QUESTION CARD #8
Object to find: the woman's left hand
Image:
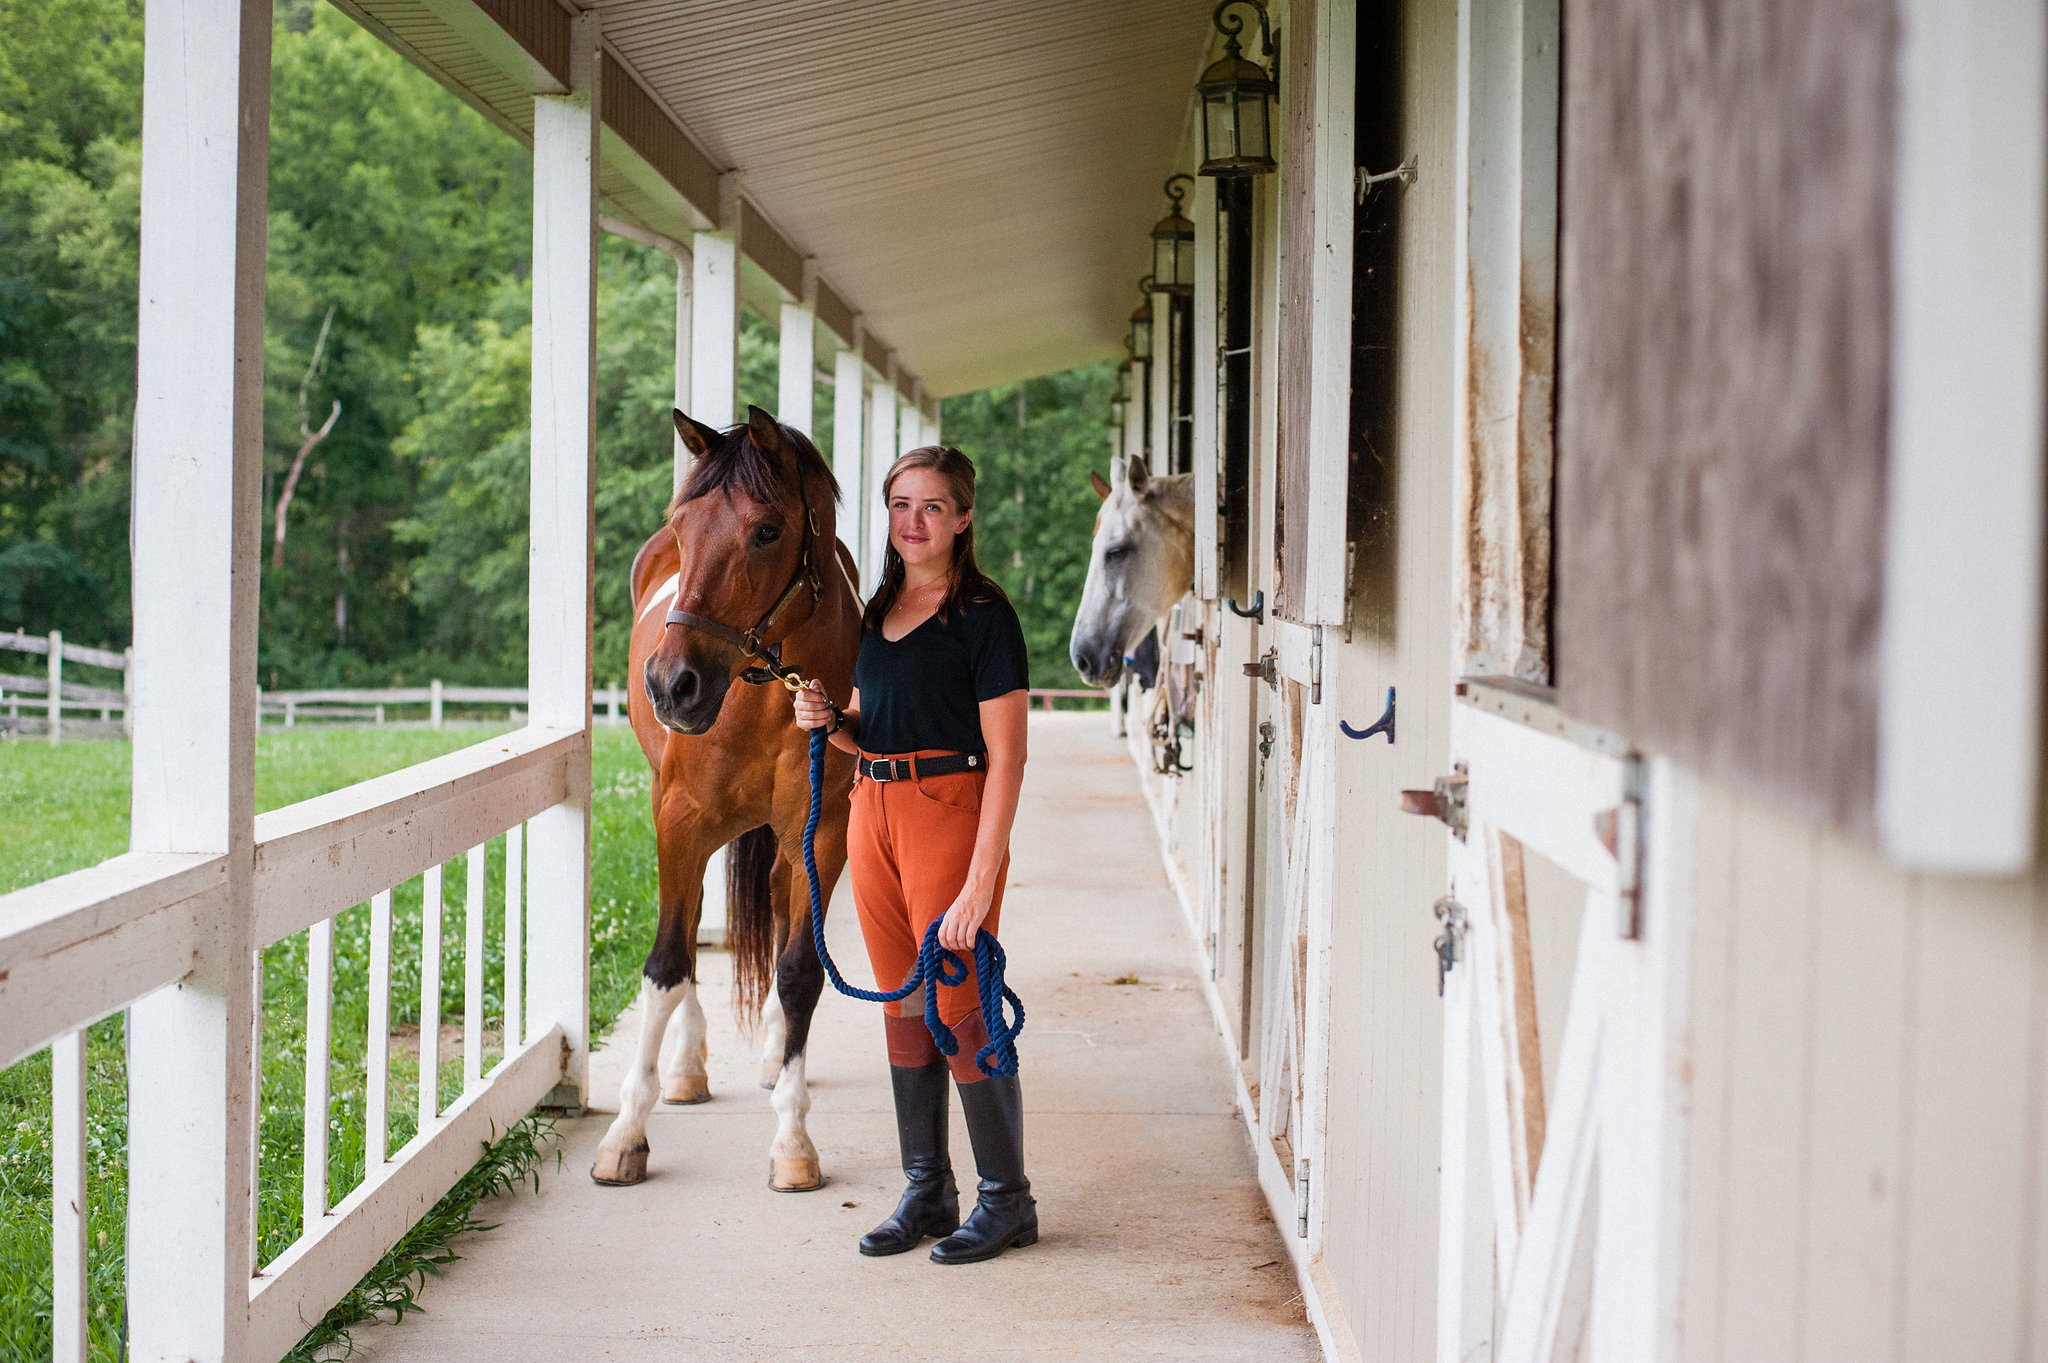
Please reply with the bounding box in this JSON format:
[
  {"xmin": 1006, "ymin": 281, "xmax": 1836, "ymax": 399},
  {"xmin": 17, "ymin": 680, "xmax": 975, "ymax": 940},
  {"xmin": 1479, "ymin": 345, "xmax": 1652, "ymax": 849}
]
[{"xmin": 937, "ymin": 883, "xmax": 994, "ymax": 953}]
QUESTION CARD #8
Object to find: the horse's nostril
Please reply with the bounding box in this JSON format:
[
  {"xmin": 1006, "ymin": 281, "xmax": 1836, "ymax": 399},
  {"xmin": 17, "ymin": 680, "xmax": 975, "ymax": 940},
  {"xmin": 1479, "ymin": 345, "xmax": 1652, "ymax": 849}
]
[{"xmin": 672, "ymin": 667, "xmax": 700, "ymax": 707}]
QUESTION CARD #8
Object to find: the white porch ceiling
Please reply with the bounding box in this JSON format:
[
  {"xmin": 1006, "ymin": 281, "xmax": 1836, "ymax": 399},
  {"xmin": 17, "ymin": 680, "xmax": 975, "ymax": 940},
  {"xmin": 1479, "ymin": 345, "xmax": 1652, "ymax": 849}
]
[
  {"xmin": 590, "ymin": 0, "xmax": 1215, "ymax": 396},
  {"xmin": 336, "ymin": 0, "xmax": 1216, "ymax": 398}
]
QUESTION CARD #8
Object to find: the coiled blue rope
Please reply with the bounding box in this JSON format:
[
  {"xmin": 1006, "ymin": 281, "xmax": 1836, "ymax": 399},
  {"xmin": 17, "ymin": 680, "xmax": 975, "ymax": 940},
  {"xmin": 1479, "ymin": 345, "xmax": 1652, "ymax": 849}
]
[{"xmin": 802, "ymin": 725, "xmax": 1025, "ymax": 1077}]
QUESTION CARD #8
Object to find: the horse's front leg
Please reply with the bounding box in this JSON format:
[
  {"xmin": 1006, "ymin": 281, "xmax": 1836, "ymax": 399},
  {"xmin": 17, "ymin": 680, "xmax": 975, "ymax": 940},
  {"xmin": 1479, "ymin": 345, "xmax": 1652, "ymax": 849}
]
[
  {"xmin": 593, "ymin": 811, "xmax": 710, "ymax": 1186},
  {"xmin": 767, "ymin": 801, "xmax": 846, "ymax": 1192}
]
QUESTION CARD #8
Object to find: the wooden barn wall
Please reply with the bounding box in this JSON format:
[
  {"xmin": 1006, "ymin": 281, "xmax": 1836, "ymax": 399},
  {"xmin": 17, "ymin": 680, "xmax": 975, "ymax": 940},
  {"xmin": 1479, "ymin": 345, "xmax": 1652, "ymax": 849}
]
[
  {"xmin": 1317, "ymin": 0, "xmax": 1458, "ymax": 1354},
  {"xmin": 1276, "ymin": 0, "xmax": 1319, "ymax": 621},
  {"xmin": 1680, "ymin": 775, "xmax": 2048, "ymax": 1363},
  {"xmin": 1552, "ymin": 0, "xmax": 1895, "ymax": 835}
]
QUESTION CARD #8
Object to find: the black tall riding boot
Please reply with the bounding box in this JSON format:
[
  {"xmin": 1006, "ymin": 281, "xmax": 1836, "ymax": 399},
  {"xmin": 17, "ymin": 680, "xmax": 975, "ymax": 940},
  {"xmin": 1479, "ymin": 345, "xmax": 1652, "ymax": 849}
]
[
  {"xmin": 860, "ymin": 1060, "xmax": 959, "ymax": 1255},
  {"xmin": 931, "ymin": 1074, "xmax": 1037, "ymax": 1264}
]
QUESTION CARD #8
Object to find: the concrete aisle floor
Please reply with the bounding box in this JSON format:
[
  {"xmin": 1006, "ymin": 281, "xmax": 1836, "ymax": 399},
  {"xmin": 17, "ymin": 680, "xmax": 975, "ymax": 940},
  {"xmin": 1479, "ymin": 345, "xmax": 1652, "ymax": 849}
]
[{"xmin": 347, "ymin": 712, "xmax": 1317, "ymax": 1362}]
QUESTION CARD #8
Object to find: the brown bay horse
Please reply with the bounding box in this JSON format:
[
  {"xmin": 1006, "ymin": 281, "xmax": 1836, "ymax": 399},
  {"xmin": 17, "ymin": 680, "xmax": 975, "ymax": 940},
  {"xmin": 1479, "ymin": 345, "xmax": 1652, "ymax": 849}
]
[{"xmin": 592, "ymin": 406, "xmax": 860, "ymax": 1191}]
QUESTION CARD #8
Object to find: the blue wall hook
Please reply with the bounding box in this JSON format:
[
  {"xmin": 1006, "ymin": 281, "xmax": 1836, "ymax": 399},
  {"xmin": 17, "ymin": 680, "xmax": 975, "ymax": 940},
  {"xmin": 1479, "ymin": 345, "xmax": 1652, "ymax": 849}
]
[{"xmin": 1340, "ymin": 687, "xmax": 1396, "ymax": 743}]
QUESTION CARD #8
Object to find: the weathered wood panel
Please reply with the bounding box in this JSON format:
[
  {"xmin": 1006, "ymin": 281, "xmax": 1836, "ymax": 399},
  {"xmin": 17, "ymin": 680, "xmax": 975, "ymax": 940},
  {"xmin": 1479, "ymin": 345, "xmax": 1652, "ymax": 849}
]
[
  {"xmin": 1554, "ymin": 0, "xmax": 1895, "ymax": 835},
  {"xmin": 1276, "ymin": 0, "xmax": 1318, "ymax": 621}
]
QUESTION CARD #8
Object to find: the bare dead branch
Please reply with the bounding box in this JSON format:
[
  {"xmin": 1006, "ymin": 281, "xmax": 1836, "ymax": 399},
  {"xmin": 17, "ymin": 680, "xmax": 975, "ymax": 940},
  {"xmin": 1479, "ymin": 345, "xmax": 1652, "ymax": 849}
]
[{"xmin": 273, "ymin": 306, "xmax": 340, "ymax": 569}]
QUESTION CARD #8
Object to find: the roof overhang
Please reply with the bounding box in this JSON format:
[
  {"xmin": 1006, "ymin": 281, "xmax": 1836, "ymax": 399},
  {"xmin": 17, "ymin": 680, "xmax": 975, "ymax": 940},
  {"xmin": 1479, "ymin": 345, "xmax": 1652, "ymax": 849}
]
[{"xmin": 329, "ymin": 0, "xmax": 1213, "ymax": 399}]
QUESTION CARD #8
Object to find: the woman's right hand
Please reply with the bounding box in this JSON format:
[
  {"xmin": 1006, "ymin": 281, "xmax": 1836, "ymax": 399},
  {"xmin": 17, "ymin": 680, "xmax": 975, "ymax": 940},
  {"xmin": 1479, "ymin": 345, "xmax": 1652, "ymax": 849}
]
[{"xmin": 791, "ymin": 680, "xmax": 837, "ymax": 731}]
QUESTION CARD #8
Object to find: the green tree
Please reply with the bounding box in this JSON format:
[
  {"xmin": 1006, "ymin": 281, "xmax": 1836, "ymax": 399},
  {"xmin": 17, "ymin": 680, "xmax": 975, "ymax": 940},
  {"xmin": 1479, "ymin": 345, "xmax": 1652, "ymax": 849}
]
[{"xmin": 940, "ymin": 365, "xmax": 1118, "ymax": 687}]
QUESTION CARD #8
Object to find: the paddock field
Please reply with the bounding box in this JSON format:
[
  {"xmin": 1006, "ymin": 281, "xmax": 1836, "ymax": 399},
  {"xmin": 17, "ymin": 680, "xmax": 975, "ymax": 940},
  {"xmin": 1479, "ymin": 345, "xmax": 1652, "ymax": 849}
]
[{"xmin": 0, "ymin": 726, "xmax": 665, "ymax": 1361}]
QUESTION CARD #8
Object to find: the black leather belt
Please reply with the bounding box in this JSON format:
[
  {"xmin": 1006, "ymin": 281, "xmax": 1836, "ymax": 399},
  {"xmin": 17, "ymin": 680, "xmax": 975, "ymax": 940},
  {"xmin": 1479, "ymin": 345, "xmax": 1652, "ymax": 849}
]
[{"xmin": 858, "ymin": 751, "xmax": 986, "ymax": 783}]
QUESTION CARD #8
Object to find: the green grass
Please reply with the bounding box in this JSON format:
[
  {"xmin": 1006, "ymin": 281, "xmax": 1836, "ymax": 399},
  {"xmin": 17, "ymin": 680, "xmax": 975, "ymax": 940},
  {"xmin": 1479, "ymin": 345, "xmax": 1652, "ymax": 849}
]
[{"xmin": 0, "ymin": 724, "xmax": 662, "ymax": 1362}]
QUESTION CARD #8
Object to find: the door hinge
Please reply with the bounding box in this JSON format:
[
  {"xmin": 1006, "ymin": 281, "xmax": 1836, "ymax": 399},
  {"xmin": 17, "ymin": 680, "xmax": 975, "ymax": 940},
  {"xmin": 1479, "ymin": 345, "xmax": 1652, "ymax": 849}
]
[
  {"xmin": 1433, "ymin": 897, "xmax": 1467, "ymax": 996},
  {"xmin": 1400, "ymin": 767, "xmax": 1469, "ymax": 840},
  {"xmin": 1295, "ymin": 1157, "xmax": 1311, "ymax": 1237},
  {"xmin": 1309, "ymin": 626, "xmax": 1323, "ymax": 705},
  {"xmin": 1594, "ymin": 756, "xmax": 1646, "ymax": 938}
]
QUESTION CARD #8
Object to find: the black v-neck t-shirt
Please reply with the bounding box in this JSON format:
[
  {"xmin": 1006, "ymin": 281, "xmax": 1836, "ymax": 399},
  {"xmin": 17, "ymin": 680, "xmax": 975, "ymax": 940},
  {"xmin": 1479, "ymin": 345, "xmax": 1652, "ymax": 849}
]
[{"xmin": 852, "ymin": 588, "xmax": 1030, "ymax": 755}]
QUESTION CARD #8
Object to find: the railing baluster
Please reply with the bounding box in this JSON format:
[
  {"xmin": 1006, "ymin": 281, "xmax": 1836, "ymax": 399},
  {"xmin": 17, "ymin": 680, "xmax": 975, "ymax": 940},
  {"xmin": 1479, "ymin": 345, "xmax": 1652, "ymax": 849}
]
[
  {"xmin": 465, "ymin": 843, "xmax": 486, "ymax": 1090},
  {"xmin": 52, "ymin": 1030, "xmax": 86, "ymax": 1363},
  {"xmin": 367, "ymin": 889, "xmax": 392, "ymax": 1168},
  {"xmin": 505, "ymin": 824, "xmax": 524, "ymax": 1049},
  {"xmin": 420, "ymin": 864, "xmax": 442, "ymax": 1130},
  {"xmin": 303, "ymin": 916, "xmax": 333, "ymax": 1231},
  {"xmin": 249, "ymin": 948, "xmax": 264, "ymax": 1269}
]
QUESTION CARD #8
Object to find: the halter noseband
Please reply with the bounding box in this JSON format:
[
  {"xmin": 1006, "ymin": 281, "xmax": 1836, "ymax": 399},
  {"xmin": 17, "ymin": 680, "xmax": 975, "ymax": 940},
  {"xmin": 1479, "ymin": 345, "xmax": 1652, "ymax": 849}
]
[{"xmin": 663, "ymin": 458, "xmax": 826, "ymax": 692}]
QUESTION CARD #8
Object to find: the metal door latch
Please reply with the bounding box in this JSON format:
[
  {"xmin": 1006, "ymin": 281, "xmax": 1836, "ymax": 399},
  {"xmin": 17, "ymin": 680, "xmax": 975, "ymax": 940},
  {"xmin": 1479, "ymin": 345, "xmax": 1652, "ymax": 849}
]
[
  {"xmin": 1242, "ymin": 649, "xmax": 1277, "ymax": 688},
  {"xmin": 1432, "ymin": 897, "xmax": 1466, "ymax": 996},
  {"xmin": 1258, "ymin": 720, "xmax": 1276, "ymax": 761},
  {"xmin": 1400, "ymin": 769, "xmax": 1468, "ymax": 839}
]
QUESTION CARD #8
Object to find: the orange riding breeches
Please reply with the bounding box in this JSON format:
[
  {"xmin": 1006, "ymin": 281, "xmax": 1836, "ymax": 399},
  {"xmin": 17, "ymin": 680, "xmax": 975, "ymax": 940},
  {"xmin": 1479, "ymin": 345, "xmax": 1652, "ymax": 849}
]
[{"xmin": 846, "ymin": 751, "xmax": 1008, "ymax": 1084}]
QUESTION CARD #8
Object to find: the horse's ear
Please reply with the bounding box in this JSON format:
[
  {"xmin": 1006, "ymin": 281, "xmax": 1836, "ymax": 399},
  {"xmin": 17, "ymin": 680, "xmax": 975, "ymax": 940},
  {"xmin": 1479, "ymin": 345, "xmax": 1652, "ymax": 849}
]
[
  {"xmin": 745, "ymin": 405, "xmax": 788, "ymax": 458},
  {"xmin": 1126, "ymin": 456, "xmax": 1151, "ymax": 497},
  {"xmin": 673, "ymin": 409, "xmax": 719, "ymax": 458},
  {"xmin": 1089, "ymin": 470, "xmax": 1112, "ymax": 501}
]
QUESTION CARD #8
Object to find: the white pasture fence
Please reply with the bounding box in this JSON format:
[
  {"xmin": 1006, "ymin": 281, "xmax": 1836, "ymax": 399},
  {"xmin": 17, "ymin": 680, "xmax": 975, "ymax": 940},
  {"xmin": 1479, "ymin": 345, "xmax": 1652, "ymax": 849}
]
[
  {"xmin": 0, "ymin": 629, "xmax": 132, "ymax": 742},
  {"xmin": 260, "ymin": 681, "xmax": 634, "ymax": 728}
]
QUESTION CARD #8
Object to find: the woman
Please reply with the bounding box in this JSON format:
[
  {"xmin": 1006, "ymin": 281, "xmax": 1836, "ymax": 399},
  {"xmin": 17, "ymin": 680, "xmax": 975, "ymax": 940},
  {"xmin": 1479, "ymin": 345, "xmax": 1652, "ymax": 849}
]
[{"xmin": 791, "ymin": 445, "xmax": 1035, "ymax": 1265}]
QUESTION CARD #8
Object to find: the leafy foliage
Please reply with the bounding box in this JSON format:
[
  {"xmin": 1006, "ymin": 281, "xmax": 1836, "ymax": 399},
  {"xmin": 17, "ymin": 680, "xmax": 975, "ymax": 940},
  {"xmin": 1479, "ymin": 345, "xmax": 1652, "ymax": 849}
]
[{"xmin": 939, "ymin": 366, "xmax": 1118, "ymax": 687}]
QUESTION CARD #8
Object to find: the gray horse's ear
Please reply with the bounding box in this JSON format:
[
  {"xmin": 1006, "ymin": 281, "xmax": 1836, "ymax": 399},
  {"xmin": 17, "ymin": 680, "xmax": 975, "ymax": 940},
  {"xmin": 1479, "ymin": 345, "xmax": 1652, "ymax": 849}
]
[
  {"xmin": 745, "ymin": 405, "xmax": 788, "ymax": 457},
  {"xmin": 1126, "ymin": 456, "xmax": 1150, "ymax": 497},
  {"xmin": 673, "ymin": 409, "xmax": 719, "ymax": 457},
  {"xmin": 1089, "ymin": 470, "xmax": 1112, "ymax": 501}
]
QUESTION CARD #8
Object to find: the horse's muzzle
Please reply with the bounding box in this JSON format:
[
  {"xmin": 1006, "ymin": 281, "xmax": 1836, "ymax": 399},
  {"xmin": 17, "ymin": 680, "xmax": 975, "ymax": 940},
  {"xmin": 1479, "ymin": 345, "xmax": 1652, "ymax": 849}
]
[
  {"xmin": 1069, "ymin": 636, "xmax": 1125, "ymax": 689},
  {"xmin": 644, "ymin": 652, "xmax": 731, "ymax": 734}
]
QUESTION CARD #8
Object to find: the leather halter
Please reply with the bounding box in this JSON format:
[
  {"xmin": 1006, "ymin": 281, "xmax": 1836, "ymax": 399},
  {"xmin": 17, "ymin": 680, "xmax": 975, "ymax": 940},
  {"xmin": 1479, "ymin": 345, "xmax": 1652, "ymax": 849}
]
[{"xmin": 662, "ymin": 459, "xmax": 826, "ymax": 690}]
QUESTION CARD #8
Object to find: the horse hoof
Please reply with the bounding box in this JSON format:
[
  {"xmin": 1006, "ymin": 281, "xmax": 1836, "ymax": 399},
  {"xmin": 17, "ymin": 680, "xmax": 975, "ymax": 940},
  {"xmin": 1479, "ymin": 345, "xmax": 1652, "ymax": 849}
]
[
  {"xmin": 591, "ymin": 1143, "xmax": 649, "ymax": 1185},
  {"xmin": 662, "ymin": 1074, "xmax": 711, "ymax": 1105},
  {"xmin": 759, "ymin": 1061, "xmax": 782, "ymax": 1090},
  {"xmin": 769, "ymin": 1155, "xmax": 824, "ymax": 1192}
]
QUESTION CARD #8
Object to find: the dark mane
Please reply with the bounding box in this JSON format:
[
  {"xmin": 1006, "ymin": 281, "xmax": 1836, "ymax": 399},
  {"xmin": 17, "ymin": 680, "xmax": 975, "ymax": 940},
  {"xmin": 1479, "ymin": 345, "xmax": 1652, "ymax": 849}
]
[{"xmin": 670, "ymin": 421, "xmax": 839, "ymax": 517}]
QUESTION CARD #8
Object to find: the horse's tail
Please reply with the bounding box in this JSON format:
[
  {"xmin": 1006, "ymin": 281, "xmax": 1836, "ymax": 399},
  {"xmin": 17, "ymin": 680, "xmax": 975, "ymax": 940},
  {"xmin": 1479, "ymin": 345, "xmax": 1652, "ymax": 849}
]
[{"xmin": 725, "ymin": 824, "xmax": 780, "ymax": 1030}]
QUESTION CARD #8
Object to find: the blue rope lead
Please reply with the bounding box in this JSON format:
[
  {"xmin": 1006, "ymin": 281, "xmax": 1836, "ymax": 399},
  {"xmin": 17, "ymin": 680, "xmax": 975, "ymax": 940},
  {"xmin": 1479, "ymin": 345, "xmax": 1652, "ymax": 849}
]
[{"xmin": 802, "ymin": 725, "xmax": 1024, "ymax": 1077}]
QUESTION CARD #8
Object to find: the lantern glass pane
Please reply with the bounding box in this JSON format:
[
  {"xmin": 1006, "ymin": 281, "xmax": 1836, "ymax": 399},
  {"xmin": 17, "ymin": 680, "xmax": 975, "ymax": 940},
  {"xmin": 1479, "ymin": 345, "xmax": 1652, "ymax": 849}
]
[
  {"xmin": 1153, "ymin": 237, "xmax": 1173, "ymax": 288},
  {"xmin": 1205, "ymin": 93, "xmax": 1236, "ymax": 166},
  {"xmin": 1175, "ymin": 237, "xmax": 1195, "ymax": 288},
  {"xmin": 1133, "ymin": 317, "xmax": 1152, "ymax": 361},
  {"xmin": 1238, "ymin": 91, "xmax": 1269, "ymax": 164}
]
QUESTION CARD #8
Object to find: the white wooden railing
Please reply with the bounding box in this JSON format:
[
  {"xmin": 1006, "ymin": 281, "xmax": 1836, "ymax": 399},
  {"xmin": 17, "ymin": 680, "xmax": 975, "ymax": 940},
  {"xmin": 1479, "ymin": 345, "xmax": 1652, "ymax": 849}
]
[{"xmin": 0, "ymin": 725, "xmax": 589, "ymax": 1360}]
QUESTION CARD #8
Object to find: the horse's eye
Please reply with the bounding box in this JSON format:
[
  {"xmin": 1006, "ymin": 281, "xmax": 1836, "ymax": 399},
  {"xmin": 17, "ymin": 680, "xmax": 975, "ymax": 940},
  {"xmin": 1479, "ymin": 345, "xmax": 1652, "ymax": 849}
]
[
  {"xmin": 1104, "ymin": 544, "xmax": 1130, "ymax": 562},
  {"xmin": 752, "ymin": 524, "xmax": 782, "ymax": 547}
]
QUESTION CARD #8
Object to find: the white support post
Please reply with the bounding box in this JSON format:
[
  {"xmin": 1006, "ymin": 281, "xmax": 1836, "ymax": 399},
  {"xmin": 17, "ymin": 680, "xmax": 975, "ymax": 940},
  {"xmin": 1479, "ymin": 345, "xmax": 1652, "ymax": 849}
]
[
  {"xmin": 779, "ymin": 289, "xmax": 817, "ymax": 434},
  {"xmin": 690, "ymin": 174, "xmax": 742, "ymax": 432},
  {"xmin": 46, "ymin": 629, "xmax": 60, "ymax": 745},
  {"xmin": 900, "ymin": 380, "xmax": 923, "ymax": 458},
  {"xmin": 832, "ymin": 329, "xmax": 867, "ymax": 572},
  {"xmin": 866, "ymin": 367, "xmax": 899, "ymax": 585},
  {"xmin": 1126, "ymin": 360, "xmax": 1149, "ymax": 472},
  {"xmin": 125, "ymin": 0, "xmax": 268, "ymax": 1353},
  {"xmin": 121, "ymin": 645, "xmax": 134, "ymax": 737},
  {"xmin": 673, "ymin": 249, "xmax": 693, "ymax": 488},
  {"xmin": 925, "ymin": 400, "xmax": 942, "ymax": 448},
  {"xmin": 1149, "ymin": 292, "xmax": 1172, "ymax": 475},
  {"xmin": 52, "ymin": 1029, "xmax": 86, "ymax": 1363},
  {"xmin": 526, "ymin": 9, "xmax": 599, "ymax": 1109},
  {"xmin": 1193, "ymin": 173, "xmax": 1220, "ymax": 600}
]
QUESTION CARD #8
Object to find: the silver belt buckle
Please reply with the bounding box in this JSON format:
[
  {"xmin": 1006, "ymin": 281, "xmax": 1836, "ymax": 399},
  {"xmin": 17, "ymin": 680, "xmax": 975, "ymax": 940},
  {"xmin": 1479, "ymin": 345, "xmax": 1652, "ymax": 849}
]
[{"xmin": 869, "ymin": 759, "xmax": 894, "ymax": 783}]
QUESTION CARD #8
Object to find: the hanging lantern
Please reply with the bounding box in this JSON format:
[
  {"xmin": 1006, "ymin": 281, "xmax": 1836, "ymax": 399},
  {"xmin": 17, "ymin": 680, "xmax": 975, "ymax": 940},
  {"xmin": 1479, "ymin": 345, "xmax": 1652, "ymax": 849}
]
[
  {"xmin": 1151, "ymin": 175, "xmax": 1197, "ymax": 294},
  {"xmin": 1197, "ymin": 0, "xmax": 1277, "ymax": 178},
  {"xmin": 1128, "ymin": 294, "xmax": 1155, "ymax": 362},
  {"xmin": 1114, "ymin": 359, "xmax": 1135, "ymax": 406}
]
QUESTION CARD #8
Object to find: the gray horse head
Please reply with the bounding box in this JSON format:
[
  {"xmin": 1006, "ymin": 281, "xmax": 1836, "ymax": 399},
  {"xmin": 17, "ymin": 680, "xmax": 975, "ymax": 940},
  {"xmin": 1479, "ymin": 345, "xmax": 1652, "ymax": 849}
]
[{"xmin": 1069, "ymin": 458, "xmax": 1195, "ymax": 687}]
